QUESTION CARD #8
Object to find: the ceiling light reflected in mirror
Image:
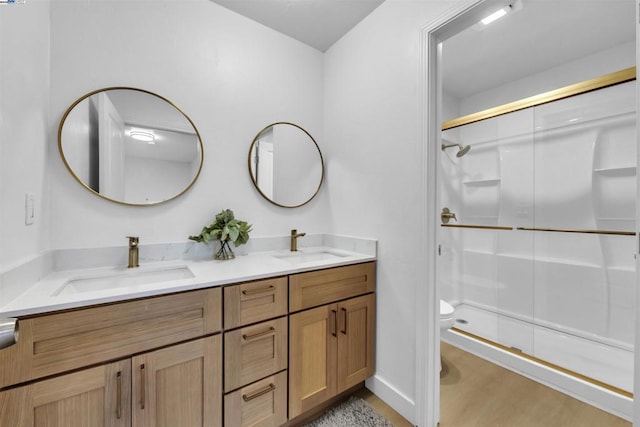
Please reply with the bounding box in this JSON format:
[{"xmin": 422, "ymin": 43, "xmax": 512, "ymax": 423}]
[{"xmin": 129, "ymin": 130, "xmax": 156, "ymax": 144}]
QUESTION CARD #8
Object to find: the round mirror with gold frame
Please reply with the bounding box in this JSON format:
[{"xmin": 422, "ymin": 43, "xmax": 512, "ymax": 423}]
[
  {"xmin": 58, "ymin": 87, "xmax": 204, "ymax": 206},
  {"xmin": 248, "ymin": 122, "xmax": 325, "ymax": 208}
]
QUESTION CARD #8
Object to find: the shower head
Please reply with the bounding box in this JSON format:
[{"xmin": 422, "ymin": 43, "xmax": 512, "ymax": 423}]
[
  {"xmin": 456, "ymin": 144, "xmax": 471, "ymax": 157},
  {"xmin": 441, "ymin": 142, "xmax": 471, "ymax": 158}
]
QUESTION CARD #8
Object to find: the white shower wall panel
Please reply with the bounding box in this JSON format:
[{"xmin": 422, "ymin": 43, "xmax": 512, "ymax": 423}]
[
  {"xmin": 496, "ymin": 253, "xmax": 534, "ymax": 320},
  {"xmin": 533, "ymin": 255, "xmax": 608, "ymax": 338},
  {"xmin": 607, "ymin": 264, "xmax": 636, "ymax": 345},
  {"xmin": 462, "ymin": 249, "xmax": 497, "ymax": 310},
  {"xmin": 593, "ymin": 113, "xmax": 637, "ymax": 227},
  {"xmin": 442, "ymin": 80, "xmax": 637, "ymax": 366},
  {"xmin": 533, "ymin": 127, "xmax": 597, "ymax": 228}
]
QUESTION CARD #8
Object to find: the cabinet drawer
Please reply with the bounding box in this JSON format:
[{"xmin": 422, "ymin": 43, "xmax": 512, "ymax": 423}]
[
  {"xmin": 224, "ymin": 317, "xmax": 287, "ymax": 392},
  {"xmin": 224, "ymin": 371, "xmax": 287, "ymax": 427},
  {"xmin": 0, "ymin": 288, "xmax": 221, "ymax": 389},
  {"xmin": 224, "ymin": 277, "xmax": 288, "ymax": 329},
  {"xmin": 289, "ymin": 262, "xmax": 375, "ymax": 312}
]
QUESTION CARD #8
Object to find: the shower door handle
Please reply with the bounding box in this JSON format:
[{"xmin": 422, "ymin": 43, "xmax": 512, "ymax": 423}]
[{"xmin": 441, "ymin": 207, "xmax": 457, "ymax": 224}]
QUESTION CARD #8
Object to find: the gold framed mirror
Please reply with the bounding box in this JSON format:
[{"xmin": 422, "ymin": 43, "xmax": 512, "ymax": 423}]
[
  {"xmin": 248, "ymin": 122, "xmax": 325, "ymax": 208},
  {"xmin": 58, "ymin": 87, "xmax": 203, "ymax": 206}
]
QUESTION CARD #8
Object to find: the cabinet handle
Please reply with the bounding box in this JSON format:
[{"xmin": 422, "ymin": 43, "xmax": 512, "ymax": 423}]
[
  {"xmin": 242, "ymin": 285, "xmax": 274, "ymax": 296},
  {"xmin": 331, "ymin": 309, "xmax": 337, "ymax": 337},
  {"xmin": 116, "ymin": 371, "xmax": 122, "ymax": 419},
  {"xmin": 139, "ymin": 363, "xmax": 146, "ymax": 410},
  {"xmin": 242, "ymin": 383, "xmax": 275, "ymax": 402},
  {"xmin": 341, "ymin": 308, "xmax": 347, "ymax": 335},
  {"xmin": 242, "ymin": 327, "xmax": 275, "ymax": 341}
]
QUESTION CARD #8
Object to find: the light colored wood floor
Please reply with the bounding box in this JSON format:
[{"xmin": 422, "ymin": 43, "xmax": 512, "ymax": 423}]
[{"xmin": 440, "ymin": 342, "xmax": 631, "ymax": 427}]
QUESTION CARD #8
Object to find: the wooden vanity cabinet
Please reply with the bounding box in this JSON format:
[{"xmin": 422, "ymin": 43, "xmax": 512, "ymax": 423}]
[
  {"xmin": 0, "ymin": 289, "xmax": 223, "ymax": 427},
  {"xmin": 0, "ymin": 336, "xmax": 222, "ymax": 427},
  {"xmin": 0, "ymin": 359, "xmax": 131, "ymax": 427},
  {"xmin": 224, "ymin": 371, "xmax": 288, "ymax": 427},
  {"xmin": 132, "ymin": 335, "xmax": 222, "ymax": 427},
  {"xmin": 0, "ymin": 287, "xmax": 221, "ymax": 390},
  {"xmin": 224, "ymin": 316, "xmax": 288, "ymax": 393},
  {"xmin": 223, "ymin": 278, "xmax": 289, "ymax": 427},
  {"xmin": 224, "ymin": 277, "xmax": 288, "ymax": 329},
  {"xmin": 288, "ymin": 263, "xmax": 376, "ymax": 419},
  {"xmin": 289, "ymin": 262, "xmax": 375, "ymax": 312},
  {"xmin": 0, "ymin": 261, "xmax": 375, "ymax": 427}
]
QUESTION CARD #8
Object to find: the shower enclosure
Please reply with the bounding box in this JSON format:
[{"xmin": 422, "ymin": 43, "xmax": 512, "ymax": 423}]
[{"xmin": 438, "ymin": 69, "xmax": 637, "ymax": 409}]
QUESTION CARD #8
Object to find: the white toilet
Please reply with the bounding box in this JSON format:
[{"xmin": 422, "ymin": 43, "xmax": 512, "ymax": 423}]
[
  {"xmin": 440, "ymin": 299, "xmax": 455, "ymax": 332},
  {"xmin": 439, "ymin": 300, "xmax": 455, "ymax": 372}
]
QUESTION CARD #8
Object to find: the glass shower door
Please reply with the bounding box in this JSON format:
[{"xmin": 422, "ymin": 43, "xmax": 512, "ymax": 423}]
[
  {"xmin": 531, "ymin": 81, "xmax": 636, "ymax": 394},
  {"xmin": 440, "ymin": 112, "xmax": 536, "ymax": 353}
]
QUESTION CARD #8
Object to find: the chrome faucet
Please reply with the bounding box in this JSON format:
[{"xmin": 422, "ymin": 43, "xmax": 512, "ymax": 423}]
[
  {"xmin": 290, "ymin": 229, "xmax": 306, "ymax": 252},
  {"xmin": 127, "ymin": 236, "xmax": 139, "ymax": 268}
]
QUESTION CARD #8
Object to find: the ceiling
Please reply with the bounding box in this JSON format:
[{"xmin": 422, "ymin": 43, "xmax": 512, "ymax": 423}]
[
  {"xmin": 442, "ymin": 0, "xmax": 636, "ymax": 99},
  {"xmin": 210, "ymin": 0, "xmax": 384, "ymax": 52},
  {"xmin": 210, "ymin": 0, "xmax": 635, "ymax": 102}
]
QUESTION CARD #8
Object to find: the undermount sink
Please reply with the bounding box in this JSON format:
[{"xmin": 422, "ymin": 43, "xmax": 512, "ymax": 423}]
[
  {"xmin": 53, "ymin": 265, "xmax": 195, "ymax": 296},
  {"xmin": 272, "ymin": 249, "xmax": 348, "ymax": 265}
]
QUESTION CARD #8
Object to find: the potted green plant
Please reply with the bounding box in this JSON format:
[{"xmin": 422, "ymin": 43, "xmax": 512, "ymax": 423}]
[{"xmin": 188, "ymin": 209, "xmax": 252, "ymax": 260}]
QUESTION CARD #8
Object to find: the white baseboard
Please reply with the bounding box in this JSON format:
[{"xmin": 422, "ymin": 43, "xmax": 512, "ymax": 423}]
[{"xmin": 365, "ymin": 375, "xmax": 416, "ymax": 425}]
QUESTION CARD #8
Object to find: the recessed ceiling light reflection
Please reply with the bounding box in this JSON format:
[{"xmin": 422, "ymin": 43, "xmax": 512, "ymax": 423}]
[{"xmin": 130, "ymin": 130, "xmax": 156, "ymax": 144}]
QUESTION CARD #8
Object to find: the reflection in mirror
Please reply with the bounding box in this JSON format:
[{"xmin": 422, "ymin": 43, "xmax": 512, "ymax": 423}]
[
  {"xmin": 58, "ymin": 88, "xmax": 203, "ymax": 206},
  {"xmin": 248, "ymin": 122, "xmax": 324, "ymax": 208}
]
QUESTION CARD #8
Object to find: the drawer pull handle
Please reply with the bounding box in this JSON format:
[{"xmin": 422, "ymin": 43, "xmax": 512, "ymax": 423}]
[
  {"xmin": 331, "ymin": 310, "xmax": 337, "ymax": 337},
  {"xmin": 242, "ymin": 383, "xmax": 275, "ymax": 402},
  {"xmin": 242, "ymin": 285, "xmax": 275, "ymax": 296},
  {"xmin": 116, "ymin": 371, "xmax": 122, "ymax": 419},
  {"xmin": 243, "ymin": 327, "xmax": 276, "ymax": 341},
  {"xmin": 140, "ymin": 363, "xmax": 146, "ymax": 410},
  {"xmin": 341, "ymin": 308, "xmax": 347, "ymax": 335}
]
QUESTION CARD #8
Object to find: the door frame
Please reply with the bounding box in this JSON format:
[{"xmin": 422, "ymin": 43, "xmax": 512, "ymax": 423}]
[
  {"xmin": 416, "ymin": 1, "xmax": 502, "ymax": 424},
  {"xmin": 634, "ymin": 3, "xmax": 640, "ymax": 426},
  {"xmin": 411, "ymin": 0, "xmax": 640, "ymax": 426}
]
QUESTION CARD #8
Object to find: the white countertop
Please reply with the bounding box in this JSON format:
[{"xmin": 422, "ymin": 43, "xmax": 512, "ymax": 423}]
[{"xmin": 0, "ymin": 246, "xmax": 375, "ymax": 318}]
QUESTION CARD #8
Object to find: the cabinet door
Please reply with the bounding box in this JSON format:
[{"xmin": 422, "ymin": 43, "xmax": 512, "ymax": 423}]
[
  {"xmin": 337, "ymin": 294, "xmax": 375, "ymax": 393},
  {"xmin": 132, "ymin": 335, "xmax": 222, "ymax": 427},
  {"xmin": 0, "ymin": 359, "xmax": 131, "ymax": 427},
  {"xmin": 288, "ymin": 304, "xmax": 337, "ymax": 418}
]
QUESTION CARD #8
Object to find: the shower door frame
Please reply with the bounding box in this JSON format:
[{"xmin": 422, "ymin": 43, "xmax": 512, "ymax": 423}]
[{"xmin": 416, "ymin": 1, "xmax": 640, "ymax": 426}]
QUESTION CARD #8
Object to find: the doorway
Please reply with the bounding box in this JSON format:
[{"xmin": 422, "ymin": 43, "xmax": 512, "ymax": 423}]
[{"xmin": 417, "ymin": 0, "xmax": 639, "ymax": 426}]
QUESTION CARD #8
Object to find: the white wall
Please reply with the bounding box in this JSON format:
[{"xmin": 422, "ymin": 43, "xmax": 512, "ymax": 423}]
[
  {"xmin": 324, "ymin": 0, "xmax": 463, "ymax": 421},
  {"xmin": 459, "ymin": 41, "xmax": 636, "ymax": 116},
  {"xmin": 272, "ymin": 124, "xmax": 322, "ymax": 207},
  {"xmin": 49, "ymin": 0, "xmax": 328, "ymax": 249},
  {"xmin": 0, "ymin": 1, "xmax": 50, "ymax": 272},
  {"xmin": 124, "ymin": 156, "xmax": 192, "ymax": 204}
]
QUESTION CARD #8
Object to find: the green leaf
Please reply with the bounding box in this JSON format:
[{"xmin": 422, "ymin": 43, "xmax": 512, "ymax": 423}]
[
  {"xmin": 229, "ymin": 227, "xmax": 239, "ymax": 242},
  {"xmin": 188, "ymin": 208, "xmax": 252, "ymax": 247}
]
